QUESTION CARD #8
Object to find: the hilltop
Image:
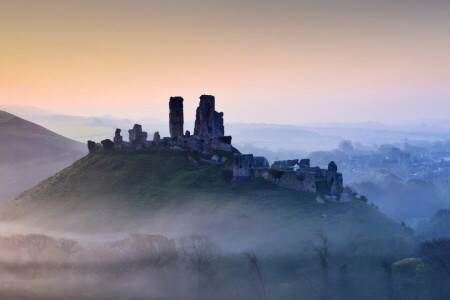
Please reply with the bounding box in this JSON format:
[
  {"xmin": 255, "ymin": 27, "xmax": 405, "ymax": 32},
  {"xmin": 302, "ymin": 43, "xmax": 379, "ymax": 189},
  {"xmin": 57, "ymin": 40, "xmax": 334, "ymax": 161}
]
[
  {"xmin": 0, "ymin": 148, "xmax": 407, "ymax": 251},
  {"xmin": 0, "ymin": 111, "xmax": 86, "ymax": 201},
  {"xmin": 0, "ymin": 96, "xmax": 409, "ymax": 251}
]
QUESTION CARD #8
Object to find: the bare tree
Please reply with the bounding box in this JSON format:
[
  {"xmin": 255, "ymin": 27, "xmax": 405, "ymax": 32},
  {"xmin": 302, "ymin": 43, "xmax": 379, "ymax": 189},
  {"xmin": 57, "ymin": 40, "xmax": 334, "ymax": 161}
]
[
  {"xmin": 179, "ymin": 234, "xmax": 220, "ymax": 298},
  {"xmin": 244, "ymin": 252, "xmax": 267, "ymax": 300},
  {"xmin": 314, "ymin": 230, "xmax": 330, "ymax": 299},
  {"xmin": 56, "ymin": 238, "xmax": 81, "ymax": 256},
  {"xmin": 20, "ymin": 234, "xmax": 57, "ymax": 259},
  {"xmin": 314, "ymin": 231, "xmax": 330, "ymax": 270},
  {"xmin": 112, "ymin": 233, "xmax": 177, "ymax": 269}
]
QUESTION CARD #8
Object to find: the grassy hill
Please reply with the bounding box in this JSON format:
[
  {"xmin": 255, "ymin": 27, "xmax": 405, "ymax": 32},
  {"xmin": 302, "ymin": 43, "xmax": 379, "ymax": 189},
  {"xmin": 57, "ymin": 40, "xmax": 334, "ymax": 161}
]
[
  {"xmin": 0, "ymin": 111, "xmax": 85, "ymax": 163},
  {"xmin": 0, "ymin": 148, "xmax": 407, "ymax": 251},
  {"xmin": 0, "ymin": 111, "xmax": 86, "ymax": 201}
]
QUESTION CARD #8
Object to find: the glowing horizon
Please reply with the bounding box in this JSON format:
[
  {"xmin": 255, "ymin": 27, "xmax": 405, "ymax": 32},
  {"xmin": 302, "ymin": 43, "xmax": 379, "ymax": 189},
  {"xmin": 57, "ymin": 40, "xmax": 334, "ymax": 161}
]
[{"xmin": 1, "ymin": 0, "xmax": 449, "ymax": 124}]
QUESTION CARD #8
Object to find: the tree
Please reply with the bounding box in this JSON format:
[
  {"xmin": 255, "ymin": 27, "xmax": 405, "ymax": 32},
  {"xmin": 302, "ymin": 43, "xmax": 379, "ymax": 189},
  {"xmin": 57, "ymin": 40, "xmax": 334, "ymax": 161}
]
[
  {"xmin": 381, "ymin": 257, "xmax": 394, "ymax": 299},
  {"xmin": 244, "ymin": 252, "xmax": 267, "ymax": 300},
  {"xmin": 20, "ymin": 234, "xmax": 57, "ymax": 259},
  {"xmin": 314, "ymin": 231, "xmax": 330, "ymax": 270},
  {"xmin": 313, "ymin": 230, "xmax": 330, "ymax": 299},
  {"xmin": 339, "ymin": 140, "xmax": 354, "ymax": 153},
  {"xmin": 418, "ymin": 239, "xmax": 450, "ymax": 298},
  {"xmin": 112, "ymin": 233, "xmax": 177, "ymax": 269},
  {"xmin": 391, "ymin": 257, "xmax": 435, "ymax": 299},
  {"xmin": 419, "ymin": 209, "xmax": 450, "ymax": 239},
  {"xmin": 56, "ymin": 238, "xmax": 81, "ymax": 255},
  {"xmin": 179, "ymin": 234, "xmax": 220, "ymax": 298}
]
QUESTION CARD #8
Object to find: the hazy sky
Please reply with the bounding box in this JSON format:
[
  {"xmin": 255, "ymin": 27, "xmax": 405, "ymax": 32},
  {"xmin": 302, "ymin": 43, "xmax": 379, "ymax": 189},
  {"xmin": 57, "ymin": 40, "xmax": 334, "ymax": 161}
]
[{"xmin": 1, "ymin": 0, "xmax": 449, "ymax": 124}]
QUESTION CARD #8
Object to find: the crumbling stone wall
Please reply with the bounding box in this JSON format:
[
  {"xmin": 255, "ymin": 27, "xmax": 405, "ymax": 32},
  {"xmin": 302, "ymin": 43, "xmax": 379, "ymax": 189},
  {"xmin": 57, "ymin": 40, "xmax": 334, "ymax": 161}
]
[
  {"xmin": 232, "ymin": 154, "xmax": 254, "ymax": 185},
  {"xmin": 128, "ymin": 124, "xmax": 147, "ymax": 149},
  {"xmin": 327, "ymin": 161, "xmax": 343, "ymax": 195},
  {"xmin": 101, "ymin": 139, "xmax": 114, "ymax": 152},
  {"xmin": 254, "ymin": 157, "xmax": 270, "ymax": 168},
  {"xmin": 269, "ymin": 170, "xmax": 316, "ymax": 193}
]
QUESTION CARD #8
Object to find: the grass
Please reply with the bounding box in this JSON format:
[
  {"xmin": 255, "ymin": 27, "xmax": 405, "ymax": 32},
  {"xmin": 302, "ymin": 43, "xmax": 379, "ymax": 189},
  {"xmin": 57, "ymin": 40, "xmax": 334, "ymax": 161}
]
[{"xmin": 0, "ymin": 149, "xmax": 407, "ymax": 243}]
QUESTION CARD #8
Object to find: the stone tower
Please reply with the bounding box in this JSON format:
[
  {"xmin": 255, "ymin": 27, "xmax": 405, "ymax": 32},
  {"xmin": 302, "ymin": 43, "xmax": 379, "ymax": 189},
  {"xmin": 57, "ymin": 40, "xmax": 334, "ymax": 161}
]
[
  {"xmin": 194, "ymin": 95, "xmax": 224, "ymax": 139},
  {"xmin": 113, "ymin": 128, "xmax": 123, "ymax": 149},
  {"xmin": 169, "ymin": 96, "xmax": 184, "ymax": 138}
]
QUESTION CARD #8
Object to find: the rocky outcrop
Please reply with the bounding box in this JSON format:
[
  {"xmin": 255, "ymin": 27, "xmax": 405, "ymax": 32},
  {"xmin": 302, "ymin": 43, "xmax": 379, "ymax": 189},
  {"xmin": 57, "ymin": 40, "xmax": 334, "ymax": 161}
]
[
  {"xmin": 114, "ymin": 129, "xmax": 123, "ymax": 149},
  {"xmin": 128, "ymin": 124, "xmax": 147, "ymax": 149},
  {"xmin": 194, "ymin": 95, "xmax": 224, "ymax": 139},
  {"xmin": 169, "ymin": 97, "xmax": 184, "ymax": 138}
]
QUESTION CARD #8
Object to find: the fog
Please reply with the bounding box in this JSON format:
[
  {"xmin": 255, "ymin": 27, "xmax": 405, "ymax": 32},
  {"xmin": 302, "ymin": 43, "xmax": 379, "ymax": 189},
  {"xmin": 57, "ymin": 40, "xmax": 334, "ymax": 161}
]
[
  {"xmin": 0, "ymin": 207, "xmax": 447, "ymax": 300},
  {"xmin": 0, "ymin": 107, "xmax": 449, "ymax": 298}
]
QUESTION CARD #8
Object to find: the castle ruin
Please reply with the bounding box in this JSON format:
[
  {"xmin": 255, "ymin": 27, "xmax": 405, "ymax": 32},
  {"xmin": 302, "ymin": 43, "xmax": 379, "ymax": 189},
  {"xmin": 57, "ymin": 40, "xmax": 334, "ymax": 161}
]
[{"xmin": 87, "ymin": 94, "xmax": 347, "ymax": 199}]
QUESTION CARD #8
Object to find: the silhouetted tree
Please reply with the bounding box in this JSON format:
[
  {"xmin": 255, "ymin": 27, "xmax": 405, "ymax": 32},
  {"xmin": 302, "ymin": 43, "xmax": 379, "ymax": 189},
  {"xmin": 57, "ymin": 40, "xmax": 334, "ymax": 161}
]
[
  {"xmin": 244, "ymin": 252, "xmax": 267, "ymax": 299},
  {"xmin": 20, "ymin": 234, "xmax": 57, "ymax": 259},
  {"xmin": 179, "ymin": 234, "xmax": 220, "ymax": 299},
  {"xmin": 381, "ymin": 257, "xmax": 394, "ymax": 299},
  {"xmin": 314, "ymin": 230, "xmax": 330, "ymax": 299},
  {"xmin": 418, "ymin": 238, "xmax": 450, "ymax": 298},
  {"xmin": 112, "ymin": 233, "xmax": 177, "ymax": 269}
]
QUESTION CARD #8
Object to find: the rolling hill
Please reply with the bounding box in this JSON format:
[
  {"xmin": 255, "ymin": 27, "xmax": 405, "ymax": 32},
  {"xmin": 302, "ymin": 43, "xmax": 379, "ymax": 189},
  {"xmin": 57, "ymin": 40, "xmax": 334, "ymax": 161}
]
[
  {"xmin": 0, "ymin": 111, "xmax": 86, "ymax": 202},
  {"xmin": 0, "ymin": 148, "xmax": 407, "ymax": 252}
]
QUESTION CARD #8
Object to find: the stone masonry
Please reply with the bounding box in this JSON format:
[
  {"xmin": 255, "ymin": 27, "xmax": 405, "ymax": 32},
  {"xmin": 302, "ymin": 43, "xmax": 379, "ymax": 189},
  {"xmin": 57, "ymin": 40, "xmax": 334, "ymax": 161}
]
[
  {"xmin": 194, "ymin": 95, "xmax": 224, "ymax": 139},
  {"xmin": 169, "ymin": 96, "xmax": 184, "ymax": 138}
]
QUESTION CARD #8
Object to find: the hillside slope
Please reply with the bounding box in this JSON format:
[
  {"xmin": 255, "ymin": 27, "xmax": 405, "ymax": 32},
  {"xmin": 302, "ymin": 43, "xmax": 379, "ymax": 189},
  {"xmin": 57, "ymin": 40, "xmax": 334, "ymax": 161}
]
[
  {"xmin": 0, "ymin": 148, "xmax": 407, "ymax": 251},
  {"xmin": 0, "ymin": 111, "xmax": 86, "ymax": 201}
]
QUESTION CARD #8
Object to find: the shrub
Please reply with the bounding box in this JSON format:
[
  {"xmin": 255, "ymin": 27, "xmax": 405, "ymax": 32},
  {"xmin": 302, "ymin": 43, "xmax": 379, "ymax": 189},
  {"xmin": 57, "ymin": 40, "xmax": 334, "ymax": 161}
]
[
  {"xmin": 296, "ymin": 174, "xmax": 305, "ymax": 181},
  {"xmin": 268, "ymin": 168, "xmax": 285, "ymax": 179}
]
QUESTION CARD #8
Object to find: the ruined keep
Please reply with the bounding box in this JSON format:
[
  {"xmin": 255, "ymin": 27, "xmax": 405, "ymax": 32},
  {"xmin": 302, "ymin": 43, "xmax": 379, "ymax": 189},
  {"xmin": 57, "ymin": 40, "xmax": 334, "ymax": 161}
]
[
  {"xmin": 194, "ymin": 95, "xmax": 224, "ymax": 139},
  {"xmin": 169, "ymin": 97, "xmax": 184, "ymax": 138},
  {"xmin": 128, "ymin": 124, "xmax": 147, "ymax": 149}
]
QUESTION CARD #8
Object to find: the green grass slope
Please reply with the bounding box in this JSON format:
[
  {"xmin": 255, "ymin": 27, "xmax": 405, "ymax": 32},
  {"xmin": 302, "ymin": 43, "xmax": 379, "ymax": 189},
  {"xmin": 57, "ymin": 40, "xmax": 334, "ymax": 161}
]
[{"xmin": 0, "ymin": 149, "xmax": 408, "ymax": 251}]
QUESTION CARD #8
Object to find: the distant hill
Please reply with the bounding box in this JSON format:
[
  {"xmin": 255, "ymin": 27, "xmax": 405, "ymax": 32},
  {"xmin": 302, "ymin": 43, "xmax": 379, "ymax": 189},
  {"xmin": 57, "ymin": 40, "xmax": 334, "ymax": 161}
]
[
  {"xmin": 0, "ymin": 111, "xmax": 86, "ymax": 201},
  {"xmin": 0, "ymin": 148, "xmax": 407, "ymax": 252}
]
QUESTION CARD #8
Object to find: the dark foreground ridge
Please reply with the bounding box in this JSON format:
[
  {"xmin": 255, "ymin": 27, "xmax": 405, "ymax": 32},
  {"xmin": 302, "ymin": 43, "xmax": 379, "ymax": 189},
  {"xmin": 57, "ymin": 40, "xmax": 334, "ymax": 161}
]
[{"xmin": 88, "ymin": 95, "xmax": 354, "ymax": 200}]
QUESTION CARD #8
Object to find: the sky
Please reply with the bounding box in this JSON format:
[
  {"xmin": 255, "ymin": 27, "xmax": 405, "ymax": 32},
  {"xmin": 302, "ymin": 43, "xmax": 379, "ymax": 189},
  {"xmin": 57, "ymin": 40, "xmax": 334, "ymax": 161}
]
[{"xmin": 1, "ymin": 0, "xmax": 449, "ymax": 125}]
